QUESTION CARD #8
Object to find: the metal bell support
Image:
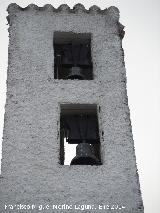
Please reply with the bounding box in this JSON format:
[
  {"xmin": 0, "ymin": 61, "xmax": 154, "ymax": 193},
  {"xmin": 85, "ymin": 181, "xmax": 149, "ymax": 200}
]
[
  {"xmin": 66, "ymin": 66, "xmax": 85, "ymax": 80},
  {"xmin": 70, "ymin": 142, "xmax": 100, "ymax": 165}
]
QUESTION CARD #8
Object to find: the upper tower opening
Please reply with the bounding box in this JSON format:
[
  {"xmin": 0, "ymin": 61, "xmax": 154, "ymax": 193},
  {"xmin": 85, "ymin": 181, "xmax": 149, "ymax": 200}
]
[{"xmin": 54, "ymin": 32, "xmax": 93, "ymax": 80}]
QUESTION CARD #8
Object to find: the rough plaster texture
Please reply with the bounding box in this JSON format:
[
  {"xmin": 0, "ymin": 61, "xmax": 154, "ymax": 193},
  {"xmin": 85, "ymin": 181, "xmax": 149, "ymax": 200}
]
[{"xmin": 0, "ymin": 3, "xmax": 143, "ymax": 213}]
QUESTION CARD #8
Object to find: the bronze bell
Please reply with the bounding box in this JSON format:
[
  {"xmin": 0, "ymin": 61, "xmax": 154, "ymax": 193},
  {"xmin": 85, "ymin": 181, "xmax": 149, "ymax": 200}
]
[
  {"xmin": 66, "ymin": 66, "xmax": 85, "ymax": 80},
  {"xmin": 70, "ymin": 143, "xmax": 100, "ymax": 165}
]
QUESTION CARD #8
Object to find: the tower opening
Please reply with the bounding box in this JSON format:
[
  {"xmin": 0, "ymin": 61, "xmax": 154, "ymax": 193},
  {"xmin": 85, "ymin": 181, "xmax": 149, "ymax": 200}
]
[
  {"xmin": 54, "ymin": 32, "xmax": 93, "ymax": 80},
  {"xmin": 60, "ymin": 104, "xmax": 101, "ymax": 165}
]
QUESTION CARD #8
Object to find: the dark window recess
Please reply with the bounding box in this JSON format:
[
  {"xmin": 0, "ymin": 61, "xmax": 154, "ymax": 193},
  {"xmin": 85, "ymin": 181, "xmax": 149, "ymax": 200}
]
[
  {"xmin": 60, "ymin": 104, "xmax": 101, "ymax": 165},
  {"xmin": 54, "ymin": 32, "xmax": 93, "ymax": 80}
]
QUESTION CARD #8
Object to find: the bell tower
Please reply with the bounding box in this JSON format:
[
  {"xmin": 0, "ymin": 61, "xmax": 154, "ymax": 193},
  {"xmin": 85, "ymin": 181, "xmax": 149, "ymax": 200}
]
[{"xmin": 0, "ymin": 3, "xmax": 144, "ymax": 213}]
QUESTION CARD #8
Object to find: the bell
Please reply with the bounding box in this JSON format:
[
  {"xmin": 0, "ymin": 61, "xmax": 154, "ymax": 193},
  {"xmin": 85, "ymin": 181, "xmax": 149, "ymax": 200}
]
[
  {"xmin": 66, "ymin": 66, "xmax": 85, "ymax": 80},
  {"xmin": 70, "ymin": 143, "xmax": 100, "ymax": 165}
]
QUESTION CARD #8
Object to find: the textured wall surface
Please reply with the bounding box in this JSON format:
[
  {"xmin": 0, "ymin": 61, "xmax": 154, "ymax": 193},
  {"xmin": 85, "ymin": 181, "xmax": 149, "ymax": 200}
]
[{"xmin": 0, "ymin": 4, "xmax": 143, "ymax": 213}]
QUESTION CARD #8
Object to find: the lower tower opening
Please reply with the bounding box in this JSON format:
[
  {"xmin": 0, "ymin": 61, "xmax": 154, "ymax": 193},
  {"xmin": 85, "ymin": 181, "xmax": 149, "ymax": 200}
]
[{"xmin": 60, "ymin": 104, "xmax": 101, "ymax": 165}]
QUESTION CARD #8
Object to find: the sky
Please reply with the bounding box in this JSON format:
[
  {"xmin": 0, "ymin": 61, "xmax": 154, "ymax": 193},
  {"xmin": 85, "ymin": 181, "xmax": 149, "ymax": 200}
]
[{"xmin": 0, "ymin": 1, "xmax": 160, "ymax": 213}]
